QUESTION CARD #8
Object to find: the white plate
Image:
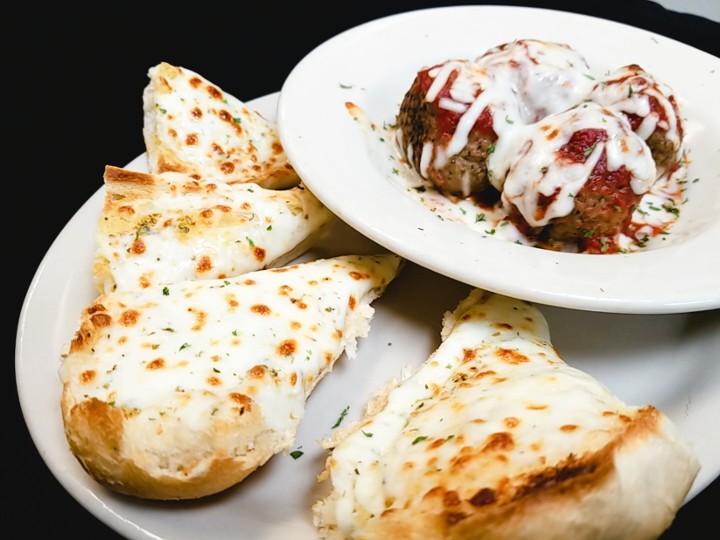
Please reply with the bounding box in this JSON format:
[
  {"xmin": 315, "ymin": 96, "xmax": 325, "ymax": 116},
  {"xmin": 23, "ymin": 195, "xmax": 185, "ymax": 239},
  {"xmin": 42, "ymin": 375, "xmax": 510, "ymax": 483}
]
[
  {"xmin": 16, "ymin": 92, "xmax": 720, "ymax": 540},
  {"xmin": 277, "ymin": 5, "xmax": 720, "ymax": 315}
]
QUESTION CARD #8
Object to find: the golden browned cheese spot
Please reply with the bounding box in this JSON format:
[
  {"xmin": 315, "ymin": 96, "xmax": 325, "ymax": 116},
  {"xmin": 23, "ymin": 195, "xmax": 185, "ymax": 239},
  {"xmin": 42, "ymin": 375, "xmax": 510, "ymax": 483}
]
[
  {"xmin": 196, "ymin": 255, "xmax": 213, "ymax": 274},
  {"xmin": 229, "ymin": 392, "xmax": 252, "ymax": 414},
  {"xmin": 87, "ymin": 306, "xmax": 111, "ymax": 326},
  {"xmin": 200, "ymin": 208, "xmax": 213, "ymax": 219},
  {"xmin": 475, "ymin": 370, "xmax": 496, "ymax": 379},
  {"xmin": 278, "ymin": 285, "xmax": 292, "ymax": 296},
  {"xmin": 292, "ymin": 298, "xmax": 308, "ymax": 309},
  {"xmin": 185, "ymin": 133, "xmax": 199, "ymax": 146},
  {"xmin": 251, "ymin": 304, "xmax": 271, "ymax": 315},
  {"xmin": 324, "ymin": 352, "xmax": 333, "ymax": 366},
  {"xmin": 527, "ymin": 403, "xmax": 548, "ymax": 410},
  {"xmin": 188, "ymin": 76, "xmax": 202, "ymax": 89},
  {"xmin": 483, "ymin": 431, "xmax": 514, "ymax": 452},
  {"xmin": 139, "ymin": 275, "xmax": 152, "ymax": 289},
  {"xmin": 241, "ymin": 201, "xmax": 252, "ymax": 210},
  {"xmin": 188, "ymin": 308, "xmax": 207, "ymax": 332},
  {"xmin": 620, "ymin": 138, "xmax": 629, "ymax": 153},
  {"xmin": 220, "ymin": 162, "xmax": 235, "ymax": 174},
  {"xmin": 80, "ymin": 369, "xmax": 96, "ymax": 383},
  {"xmin": 168, "ymin": 128, "xmax": 178, "ymax": 139},
  {"xmin": 504, "ymin": 416, "xmax": 520, "ymax": 429},
  {"xmin": 495, "ymin": 322, "xmax": 513, "ymax": 331},
  {"xmin": 228, "ymin": 298, "xmax": 239, "ymax": 308},
  {"xmin": 253, "ymin": 246, "xmax": 266, "ymax": 262},
  {"xmin": 207, "ymin": 376, "xmax": 221, "ymax": 386},
  {"xmin": 244, "ymin": 278, "xmax": 257, "ymax": 285},
  {"xmin": 118, "ymin": 205, "xmax": 135, "ymax": 216},
  {"xmin": 249, "ymin": 365, "xmax": 267, "ymax": 378},
  {"xmin": 444, "ymin": 490, "xmax": 461, "ymax": 507},
  {"xmin": 496, "ymin": 347, "xmax": 530, "ymax": 365},
  {"xmin": 348, "ymin": 295, "xmax": 357, "ymax": 310},
  {"xmin": 271, "ymin": 141, "xmax": 283, "ymax": 156},
  {"xmin": 278, "ymin": 339, "xmax": 297, "ymax": 356},
  {"xmin": 191, "ymin": 107, "xmax": 202, "ymax": 119},
  {"xmin": 333, "ymin": 329, "xmax": 344, "ymax": 340},
  {"xmin": 540, "ymin": 124, "xmax": 560, "ymax": 142},
  {"xmin": 429, "ymin": 438, "xmax": 447, "ymax": 450},
  {"xmin": 618, "ymin": 414, "xmax": 632, "ymax": 423},
  {"xmin": 289, "ymin": 372, "xmax": 298, "ymax": 386},
  {"xmin": 147, "ymin": 358, "xmax": 165, "ymax": 370},
  {"xmin": 210, "ymin": 143, "xmax": 223, "ymax": 156},
  {"xmin": 469, "ymin": 487, "xmax": 497, "ymax": 507},
  {"xmin": 119, "ymin": 309, "xmax": 140, "ymax": 326},
  {"xmin": 218, "ymin": 110, "xmax": 232, "ymax": 123},
  {"xmin": 130, "ymin": 237, "xmax": 146, "ymax": 255},
  {"xmin": 349, "ymin": 271, "xmax": 368, "ymax": 281},
  {"xmin": 206, "ymin": 85, "xmax": 222, "ymax": 100},
  {"xmin": 290, "ymin": 321, "xmax": 301, "ymax": 329},
  {"xmin": 462, "ymin": 348, "xmax": 477, "ymax": 363},
  {"xmin": 560, "ymin": 424, "xmax": 578, "ymax": 432}
]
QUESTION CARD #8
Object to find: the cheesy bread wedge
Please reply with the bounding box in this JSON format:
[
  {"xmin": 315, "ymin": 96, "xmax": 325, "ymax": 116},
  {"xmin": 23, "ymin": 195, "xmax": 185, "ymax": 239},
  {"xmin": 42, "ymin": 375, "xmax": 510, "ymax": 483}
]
[
  {"xmin": 314, "ymin": 289, "xmax": 699, "ymax": 540},
  {"xmin": 60, "ymin": 253, "xmax": 404, "ymax": 500},
  {"xmin": 143, "ymin": 61, "xmax": 298, "ymax": 189},
  {"xmin": 92, "ymin": 165, "xmax": 335, "ymax": 294}
]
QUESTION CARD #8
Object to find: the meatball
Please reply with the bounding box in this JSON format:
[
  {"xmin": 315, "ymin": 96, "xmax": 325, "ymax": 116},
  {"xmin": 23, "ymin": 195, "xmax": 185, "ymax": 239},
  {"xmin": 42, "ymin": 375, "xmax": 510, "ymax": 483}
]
[
  {"xmin": 396, "ymin": 40, "xmax": 596, "ymax": 199},
  {"xmin": 490, "ymin": 102, "xmax": 657, "ymax": 253},
  {"xmin": 588, "ymin": 64, "xmax": 684, "ymax": 177},
  {"xmin": 396, "ymin": 59, "xmax": 499, "ymax": 198}
]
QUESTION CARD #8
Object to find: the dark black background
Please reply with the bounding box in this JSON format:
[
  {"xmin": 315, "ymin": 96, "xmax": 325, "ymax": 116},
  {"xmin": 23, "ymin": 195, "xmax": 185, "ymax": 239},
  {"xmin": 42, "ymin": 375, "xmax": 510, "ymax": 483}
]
[{"xmin": 15, "ymin": 2, "xmax": 717, "ymax": 538}]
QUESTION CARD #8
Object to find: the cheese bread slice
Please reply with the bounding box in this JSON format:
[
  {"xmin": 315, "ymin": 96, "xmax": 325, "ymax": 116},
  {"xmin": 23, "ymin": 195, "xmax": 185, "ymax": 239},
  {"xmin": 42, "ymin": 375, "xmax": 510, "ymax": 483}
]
[
  {"xmin": 143, "ymin": 62, "xmax": 298, "ymax": 189},
  {"xmin": 60, "ymin": 253, "xmax": 404, "ymax": 500},
  {"xmin": 92, "ymin": 165, "xmax": 335, "ymax": 294},
  {"xmin": 314, "ymin": 289, "xmax": 699, "ymax": 540}
]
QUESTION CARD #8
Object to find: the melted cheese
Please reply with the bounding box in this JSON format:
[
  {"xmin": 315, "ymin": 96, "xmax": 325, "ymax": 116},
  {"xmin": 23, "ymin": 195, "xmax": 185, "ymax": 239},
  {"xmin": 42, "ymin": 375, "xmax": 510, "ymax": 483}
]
[
  {"xmin": 143, "ymin": 62, "xmax": 298, "ymax": 189},
  {"xmin": 94, "ymin": 166, "xmax": 335, "ymax": 294},
  {"xmin": 412, "ymin": 40, "xmax": 595, "ymax": 176},
  {"xmin": 61, "ymin": 254, "xmax": 403, "ymax": 475},
  {"xmin": 321, "ymin": 289, "xmax": 655, "ymax": 536},
  {"xmin": 588, "ymin": 64, "xmax": 684, "ymax": 170}
]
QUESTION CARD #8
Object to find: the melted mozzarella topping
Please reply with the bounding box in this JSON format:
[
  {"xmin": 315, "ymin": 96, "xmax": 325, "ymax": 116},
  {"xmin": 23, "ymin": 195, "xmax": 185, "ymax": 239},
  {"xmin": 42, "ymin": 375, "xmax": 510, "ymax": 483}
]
[
  {"xmin": 61, "ymin": 254, "xmax": 403, "ymax": 472},
  {"xmin": 417, "ymin": 40, "xmax": 595, "ymax": 174},
  {"xmin": 589, "ymin": 65, "xmax": 684, "ymax": 171},
  {"xmin": 95, "ymin": 167, "xmax": 334, "ymax": 293},
  {"xmin": 489, "ymin": 101, "xmax": 657, "ymax": 226},
  {"xmin": 323, "ymin": 290, "xmax": 637, "ymax": 536},
  {"xmin": 475, "ymin": 39, "xmax": 596, "ymax": 123}
]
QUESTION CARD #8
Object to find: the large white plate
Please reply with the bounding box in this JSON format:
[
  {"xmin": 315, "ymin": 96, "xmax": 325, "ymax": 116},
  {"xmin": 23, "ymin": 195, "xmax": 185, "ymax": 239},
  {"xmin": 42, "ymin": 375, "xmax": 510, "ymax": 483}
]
[
  {"xmin": 16, "ymin": 92, "xmax": 720, "ymax": 540},
  {"xmin": 277, "ymin": 5, "xmax": 720, "ymax": 315}
]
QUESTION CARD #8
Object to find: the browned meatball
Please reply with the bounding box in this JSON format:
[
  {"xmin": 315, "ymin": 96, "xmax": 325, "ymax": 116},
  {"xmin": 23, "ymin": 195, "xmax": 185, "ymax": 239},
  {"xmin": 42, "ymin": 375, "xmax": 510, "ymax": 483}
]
[
  {"xmin": 589, "ymin": 64, "xmax": 684, "ymax": 177},
  {"xmin": 492, "ymin": 103, "xmax": 657, "ymax": 253},
  {"xmin": 396, "ymin": 59, "xmax": 499, "ymax": 199}
]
